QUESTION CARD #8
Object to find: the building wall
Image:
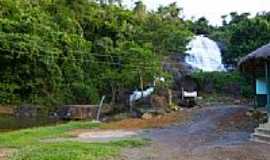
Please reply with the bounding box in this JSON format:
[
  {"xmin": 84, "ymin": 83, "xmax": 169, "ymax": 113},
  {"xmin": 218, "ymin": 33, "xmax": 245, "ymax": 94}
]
[
  {"xmin": 256, "ymin": 78, "xmax": 268, "ymax": 95},
  {"xmin": 256, "ymin": 78, "xmax": 267, "ymax": 107}
]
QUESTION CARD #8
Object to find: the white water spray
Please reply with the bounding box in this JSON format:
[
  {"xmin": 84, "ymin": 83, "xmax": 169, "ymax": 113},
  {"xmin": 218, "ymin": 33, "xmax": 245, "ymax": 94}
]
[{"xmin": 185, "ymin": 35, "xmax": 225, "ymax": 72}]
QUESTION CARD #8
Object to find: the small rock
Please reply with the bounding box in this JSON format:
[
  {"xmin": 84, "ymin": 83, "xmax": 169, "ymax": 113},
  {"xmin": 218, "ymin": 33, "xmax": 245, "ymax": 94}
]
[
  {"xmin": 197, "ymin": 96, "xmax": 203, "ymax": 100},
  {"xmin": 142, "ymin": 113, "xmax": 153, "ymax": 120},
  {"xmin": 234, "ymin": 99, "xmax": 241, "ymax": 105},
  {"xmin": 156, "ymin": 115, "xmax": 162, "ymax": 119}
]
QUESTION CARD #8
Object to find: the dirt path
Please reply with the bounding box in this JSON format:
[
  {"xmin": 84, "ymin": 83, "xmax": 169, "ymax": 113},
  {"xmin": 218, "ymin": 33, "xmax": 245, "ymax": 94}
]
[
  {"xmin": 0, "ymin": 149, "xmax": 15, "ymax": 160},
  {"xmin": 120, "ymin": 105, "xmax": 270, "ymax": 160}
]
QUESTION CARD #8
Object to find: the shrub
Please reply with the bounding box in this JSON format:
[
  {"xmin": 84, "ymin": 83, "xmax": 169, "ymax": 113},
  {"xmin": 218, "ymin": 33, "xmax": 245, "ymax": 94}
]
[{"xmin": 191, "ymin": 71, "xmax": 253, "ymax": 98}]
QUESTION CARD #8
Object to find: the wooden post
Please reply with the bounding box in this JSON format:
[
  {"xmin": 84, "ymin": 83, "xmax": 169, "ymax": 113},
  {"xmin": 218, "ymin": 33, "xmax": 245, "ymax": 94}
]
[
  {"xmin": 252, "ymin": 70, "xmax": 257, "ymax": 107},
  {"xmin": 96, "ymin": 95, "xmax": 106, "ymax": 121},
  {"xmin": 181, "ymin": 87, "xmax": 184, "ymax": 101},
  {"xmin": 139, "ymin": 71, "xmax": 144, "ymax": 96},
  {"xmin": 265, "ymin": 62, "xmax": 270, "ymax": 114},
  {"xmin": 129, "ymin": 103, "xmax": 133, "ymax": 113},
  {"xmin": 168, "ymin": 89, "xmax": 172, "ymax": 106}
]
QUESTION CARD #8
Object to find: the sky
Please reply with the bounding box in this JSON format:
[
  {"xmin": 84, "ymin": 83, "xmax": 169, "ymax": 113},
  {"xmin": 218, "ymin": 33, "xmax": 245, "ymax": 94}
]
[{"xmin": 122, "ymin": 0, "xmax": 270, "ymax": 26}]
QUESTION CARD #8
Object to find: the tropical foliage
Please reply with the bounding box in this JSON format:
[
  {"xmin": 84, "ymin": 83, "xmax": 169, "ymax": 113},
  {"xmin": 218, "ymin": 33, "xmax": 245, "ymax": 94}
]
[
  {"xmin": 210, "ymin": 12, "xmax": 270, "ymax": 66},
  {"xmin": 0, "ymin": 0, "xmax": 192, "ymax": 106},
  {"xmin": 191, "ymin": 71, "xmax": 253, "ymax": 98}
]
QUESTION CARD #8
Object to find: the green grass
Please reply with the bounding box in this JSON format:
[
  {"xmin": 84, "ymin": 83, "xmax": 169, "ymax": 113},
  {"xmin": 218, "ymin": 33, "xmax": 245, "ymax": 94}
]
[
  {"xmin": 0, "ymin": 121, "xmax": 100, "ymax": 147},
  {"xmin": 0, "ymin": 121, "xmax": 146, "ymax": 160},
  {"xmin": 10, "ymin": 140, "xmax": 146, "ymax": 160}
]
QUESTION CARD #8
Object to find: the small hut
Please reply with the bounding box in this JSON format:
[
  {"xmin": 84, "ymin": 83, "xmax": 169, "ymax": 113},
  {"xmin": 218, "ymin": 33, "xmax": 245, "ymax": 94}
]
[
  {"xmin": 239, "ymin": 43, "xmax": 270, "ymax": 143},
  {"xmin": 239, "ymin": 43, "xmax": 270, "ymax": 109}
]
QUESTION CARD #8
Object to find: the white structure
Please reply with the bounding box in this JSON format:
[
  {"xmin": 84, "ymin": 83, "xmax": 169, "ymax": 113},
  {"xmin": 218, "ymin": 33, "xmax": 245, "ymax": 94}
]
[
  {"xmin": 185, "ymin": 35, "xmax": 226, "ymax": 72},
  {"xmin": 129, "ymin": 77, "xmax": 165, "ymax": 106},
  {"xmin": 183, "ymin": 91, "xmax": 198, "ymax": 98},
  {"xmin": 129, "ymin": 87, "xmax": 155, "ymax": 106}
]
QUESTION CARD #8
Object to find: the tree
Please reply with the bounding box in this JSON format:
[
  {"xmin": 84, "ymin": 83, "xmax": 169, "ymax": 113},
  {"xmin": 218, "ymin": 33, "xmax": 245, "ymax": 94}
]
[
  {"xmin": 157, "ymin": 2, "xmax": 182, "ymax": 19},
  {"xmin": 134, "ymin": 1, "xmax": 146, "ymax": 19},
  {"xmin": 209, "ymin": 12, "xmax": 270, "ymax": 66},
  {"xmin": 189, "ymin": 17, "xmax": 214, "ymax": 35},
  {"xmin": 0, "ymin": 0, "xmax": 192, "ymax": 106}
]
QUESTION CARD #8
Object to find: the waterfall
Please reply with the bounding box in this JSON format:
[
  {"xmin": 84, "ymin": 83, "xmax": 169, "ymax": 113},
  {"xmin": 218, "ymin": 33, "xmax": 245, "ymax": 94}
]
[{"xmin": 185, "ymin": 35, "xmax": 226, "ymax": 72}]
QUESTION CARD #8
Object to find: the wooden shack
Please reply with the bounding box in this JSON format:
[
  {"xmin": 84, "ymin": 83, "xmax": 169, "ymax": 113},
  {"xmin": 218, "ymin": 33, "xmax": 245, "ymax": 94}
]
[
  {"xmin": 56, "ymin": 105, "xmax": 98, "ymax": 120},
  {"xmin": 0, "ymin": 106, "xmax": 14, "ymax": 115},
  {"xmin": 239, "ymin": 43, "xmax": 270, "ymax": 109},
  {"xmin": 239, "ymin": 43, "xmax": 270, "ymax": 143}
]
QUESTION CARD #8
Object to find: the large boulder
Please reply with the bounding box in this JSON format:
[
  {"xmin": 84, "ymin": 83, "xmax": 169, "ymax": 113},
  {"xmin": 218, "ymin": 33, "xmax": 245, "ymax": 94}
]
[
  {"xmin": 150, "ymin": 95, "xmax": 168, "ymax": 108},
  {"xmin": 163, "ymin": 54, "xmax": 196, "ymax": 91}
]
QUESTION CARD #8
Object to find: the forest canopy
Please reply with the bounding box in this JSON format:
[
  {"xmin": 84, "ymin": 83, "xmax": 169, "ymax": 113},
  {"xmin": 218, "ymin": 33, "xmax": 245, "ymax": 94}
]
[
  {"xmin": 0, "ymin": 0, "xmax": 192, "ymax": 106},
  {"xmin": 0, "ymin": 0, "xmax": 269, "ymax": 106},
  {"xmin": 190, "ymin": 12, "xmax": 270, "ymax": 66}
]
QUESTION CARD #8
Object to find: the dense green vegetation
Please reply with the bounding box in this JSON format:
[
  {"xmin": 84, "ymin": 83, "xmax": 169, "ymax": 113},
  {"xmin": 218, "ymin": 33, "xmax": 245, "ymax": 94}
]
[
  {"xmin": 199, "ymin": 12, "xmax": 270, "ymax": 66},
  {"xmin": 0, "ymin": 121, "xmax": 99, "ymax": 147},
  {"xmin": 191, "ymin": 71, "xmax": 253, "ymax": 98},
  {"xmin": 0, "ymin": 0, "xmax": 192, "ymax": 106},
  {"xmin": 1, "ymin": 0, "xmax": 270, "ymax": 107},
  {"xmin": 188, "ymin": 12, "xmax": 270, "ymax": 98},
  {"xmin": 0, "ymin": 121, "xmax": 146, "ymax": 160}
]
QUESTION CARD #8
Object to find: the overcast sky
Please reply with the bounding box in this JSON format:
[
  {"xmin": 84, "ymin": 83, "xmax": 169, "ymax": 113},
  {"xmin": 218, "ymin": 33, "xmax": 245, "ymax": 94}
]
[{"xmin": 122, "ymin": 0, "xmax": 270, "ymax": 26}]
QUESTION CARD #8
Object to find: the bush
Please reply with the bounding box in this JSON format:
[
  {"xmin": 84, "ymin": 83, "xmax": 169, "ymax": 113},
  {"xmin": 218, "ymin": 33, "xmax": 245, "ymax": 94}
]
[
  {"xmin": 191, "ymin": 71, "xmax": 253, "ymax": 98},
  {"xmin": 0, "ymin": 83, "xmax": 20, "ymax": 104},
  {"xmin": 70, "ymin": 81, "xmax": 99, "ymax": 104},
  {"xmin": 0, "ymin": 0, "xmax": 191, "ymax": 107}
]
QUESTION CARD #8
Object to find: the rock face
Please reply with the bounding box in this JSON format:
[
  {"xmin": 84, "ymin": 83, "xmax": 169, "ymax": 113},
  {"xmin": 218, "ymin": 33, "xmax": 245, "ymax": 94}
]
[
  {"xmin": 150, "ymin": 95, "xmax": 168, "ymax": 109},
  {"xmin": 163, "ymin": 54, "xmax": 196, "ymax": 90},
  {"xmin": 163, "ymin": 54, "xmax": 194, "ymax": 84},
  {"xmin": 163, "ymin": 54, "xmax": 198, "ymax": 105}
]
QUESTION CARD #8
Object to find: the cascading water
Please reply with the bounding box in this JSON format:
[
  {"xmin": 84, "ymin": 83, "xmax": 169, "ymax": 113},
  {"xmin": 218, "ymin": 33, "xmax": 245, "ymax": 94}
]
[{"xmin": 185, "ymin": 35, "xmax": 226, "ymax": 72}]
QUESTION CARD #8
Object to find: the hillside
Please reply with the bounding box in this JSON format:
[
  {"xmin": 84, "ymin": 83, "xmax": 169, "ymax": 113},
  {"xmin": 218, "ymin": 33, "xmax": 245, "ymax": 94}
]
[{"xmin": 0, "ymin": 0, "xmax": 192, "ymax": 106}]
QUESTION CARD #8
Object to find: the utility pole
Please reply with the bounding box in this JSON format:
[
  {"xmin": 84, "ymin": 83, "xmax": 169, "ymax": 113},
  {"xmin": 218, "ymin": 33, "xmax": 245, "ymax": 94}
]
[{"xmin": 139, "ymin": 70, "xmax": 144, "ymax": 97}]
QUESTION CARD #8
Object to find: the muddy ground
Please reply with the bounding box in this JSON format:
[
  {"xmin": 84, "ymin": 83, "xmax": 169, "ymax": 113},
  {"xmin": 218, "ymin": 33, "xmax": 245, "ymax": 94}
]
[{"xmin": 120, "ymin": 105, "xmax": 270, "ymax": 160}]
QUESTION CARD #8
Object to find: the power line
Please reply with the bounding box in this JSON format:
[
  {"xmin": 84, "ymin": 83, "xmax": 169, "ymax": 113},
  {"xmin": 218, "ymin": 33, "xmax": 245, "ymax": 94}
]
[
  {"xmin": 0, "ymin": 47, "xmax": 185, "ymax": 69},
  {"xmin": 0, "ymin": 47, "xmax": 163, "ymax": 71},
  {"xmin": 0, "ymin": 39, "xmax": 158, "ymax": 60},
  {"xmin": 0, "ymin": 39, "xmax": 187, "ymax": 66}
]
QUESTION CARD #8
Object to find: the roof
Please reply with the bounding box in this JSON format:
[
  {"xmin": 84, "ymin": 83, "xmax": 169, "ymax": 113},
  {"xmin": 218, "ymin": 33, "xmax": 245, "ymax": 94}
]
[{"xmin": 239, "ymin": 43, "xmax": 270, "ymax": 73}]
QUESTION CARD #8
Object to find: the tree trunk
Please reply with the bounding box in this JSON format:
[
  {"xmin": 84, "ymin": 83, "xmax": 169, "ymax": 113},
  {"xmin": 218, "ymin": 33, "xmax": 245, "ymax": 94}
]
[
  {"xmin": 168, "ymin": 89, "xmax": 172, "ymax": 106},
  {"xmin": 111, "ymin": 84, "xmax": 116, "ymax": 105},
  {"xmin": 139, "ymin": 72, "xmax": 144, "ymax": 96}
]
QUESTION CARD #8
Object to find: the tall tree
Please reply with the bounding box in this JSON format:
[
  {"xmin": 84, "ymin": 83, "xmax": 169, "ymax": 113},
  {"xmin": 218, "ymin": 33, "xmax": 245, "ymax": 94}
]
[{"xmin": 134, "ymin": 1, "xmax": 146, "ymax": 19}]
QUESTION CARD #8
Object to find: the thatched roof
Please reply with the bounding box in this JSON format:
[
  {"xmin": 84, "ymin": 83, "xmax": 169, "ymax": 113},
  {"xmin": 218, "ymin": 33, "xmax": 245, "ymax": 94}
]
[{"xmin": 239, "ymin": 43, "xmax": 270, "ymax": 73}]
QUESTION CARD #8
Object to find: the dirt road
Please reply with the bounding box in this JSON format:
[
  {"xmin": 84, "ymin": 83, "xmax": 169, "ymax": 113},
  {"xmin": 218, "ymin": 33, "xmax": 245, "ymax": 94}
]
[{"xmin": 121, "ymin": 105, "xmax": 270, "ymax": 160}]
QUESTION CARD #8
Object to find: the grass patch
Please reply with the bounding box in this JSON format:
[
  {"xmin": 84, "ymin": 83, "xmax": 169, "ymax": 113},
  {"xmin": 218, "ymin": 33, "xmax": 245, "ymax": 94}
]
[
  {"xmin": 10, "ymin": 140, "xmax": 146, "ymax": 160},
  {"xmin": 0, "ymin": 121, "xmax": 146, "ymax": 160},
  {"xmin": 0, "ymin": 121, "xmax": 100, "ymax": 147}
]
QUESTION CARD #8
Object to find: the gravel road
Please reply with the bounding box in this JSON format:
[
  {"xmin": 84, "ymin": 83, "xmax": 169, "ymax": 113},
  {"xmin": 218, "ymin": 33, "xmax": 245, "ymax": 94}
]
[{"xmin": 120, "ymin": 105, "xmax": 270, "ymax": 160}]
